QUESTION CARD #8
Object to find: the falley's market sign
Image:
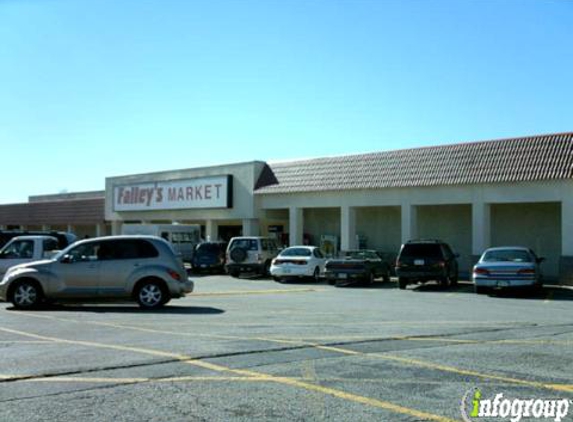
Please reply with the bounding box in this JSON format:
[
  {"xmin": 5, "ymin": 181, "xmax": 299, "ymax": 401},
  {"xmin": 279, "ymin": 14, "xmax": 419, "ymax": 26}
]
[{"xmin": 113, "ymin": 175, "xmax": 233, "ymax": 211}]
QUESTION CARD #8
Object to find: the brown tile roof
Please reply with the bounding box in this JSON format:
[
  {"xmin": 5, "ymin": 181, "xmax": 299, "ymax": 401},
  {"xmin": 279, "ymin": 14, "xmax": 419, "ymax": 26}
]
[
  {"xmin": 0, "ymin": 198, "xmax": 105, "ymax": 226},
  {"xmin": 255, "ymin": 133, "xmax": 573, "ymax": 194}
]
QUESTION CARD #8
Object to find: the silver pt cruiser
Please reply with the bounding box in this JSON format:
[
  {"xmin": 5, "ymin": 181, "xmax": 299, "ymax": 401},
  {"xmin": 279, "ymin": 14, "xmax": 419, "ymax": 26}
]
[{"xmin": 0, "ymin": 235, "xmax": 194, "ymax": 309}]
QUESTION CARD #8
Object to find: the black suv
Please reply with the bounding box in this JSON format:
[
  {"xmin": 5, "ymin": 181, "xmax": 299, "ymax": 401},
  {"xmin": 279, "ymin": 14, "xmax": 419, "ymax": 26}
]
[
  {"xmin": 191, "ymin": 241, "xmax": 227, "ymax": 273},
  {"xmin": 395, "ymin": 240, "xmax": 459, "ymax": 289}
]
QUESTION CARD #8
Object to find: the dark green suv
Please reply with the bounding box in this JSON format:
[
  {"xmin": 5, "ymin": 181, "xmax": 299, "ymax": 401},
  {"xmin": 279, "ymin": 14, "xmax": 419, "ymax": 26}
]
[{"xmin": 395, "ymin": 240, "xmax": 459, "ymax": 289}]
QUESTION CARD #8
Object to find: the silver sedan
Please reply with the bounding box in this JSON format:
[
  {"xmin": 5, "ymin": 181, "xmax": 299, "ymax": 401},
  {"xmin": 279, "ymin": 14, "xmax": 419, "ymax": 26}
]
[{"xmin": 472, "ymin": 246, "xmax": 544, "ymax": 294}]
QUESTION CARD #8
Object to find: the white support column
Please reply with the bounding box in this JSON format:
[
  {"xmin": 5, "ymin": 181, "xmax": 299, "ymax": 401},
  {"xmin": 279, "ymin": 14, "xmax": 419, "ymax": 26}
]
[
  {"xmin": 401, "ymin": 204, "xmax": 418, "ymax": 244},
  {"xmin": 95, "ymin": 224, "xmax": 103, "ymax": 237},
  {"xmin": 562, "ymin": 197, "xmax": 573, "ymax": 256},
  {"xmin": 472, "ymin": 201, "xmax": 491, "ymax": 255},
  {"xmin": 289, "ymin": 207, "xmax": 303, "ymax": 247},
  {"xmin": 341, "ymin": 206, "xmax": 357, "ymax": 250},
  {"xmin": 42, "ymin": 225, "xmax": 50, "ymax": 231},
  {"xmin": 242, "ymin": 219, "xmax": 260, "ymax": 237},
  {"xmin": 67, "ymin": 224, "xmax": 74, "ymax": 234},
  {"xmin": 205, "ymin": 220, "xmax": 218, "ymax": 241}
]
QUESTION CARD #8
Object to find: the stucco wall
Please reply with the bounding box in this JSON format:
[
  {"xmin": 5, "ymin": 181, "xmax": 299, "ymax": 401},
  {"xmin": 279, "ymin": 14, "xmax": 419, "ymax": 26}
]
[
  {"xmin": 303, "ymin": 208, "xmax": 341, "ymax": 248},
  {"xmin": 491, "ymin": 202, "xmax": 561, "ymax": 279},
  {"xmin": 355, "ymin": 206, "xmax": 401, "ymax": 253},
  {"xmin": 417, "ymin": 205, "xmax": 473, "ymax": 276}
]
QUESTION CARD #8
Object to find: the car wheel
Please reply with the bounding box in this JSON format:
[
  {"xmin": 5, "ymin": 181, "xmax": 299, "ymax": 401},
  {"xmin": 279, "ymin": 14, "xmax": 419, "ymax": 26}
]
[
  {"xmin": 367, "ymin": 271, "xmax": 375, "ymax": 285},
  {"xmin": 11, "ymin": 280, "xmax": 43, "ymax": 309},
  {"xmin": 229, "ymin": 269, "xmax": 240, "ymax": 278},
  {"xmin": 312, "ymin": 267, "xmax": 320, "ymax": 282},
  {"xmin": 262, "ymin": 261, "xmax": 271, "ymax": 277},
  {"xmin": 439, "ymin": 276, "xmax": 450, "ymax": 289},
  {"xmin": 136, "ymin": 280, "xmax": 167, "ymax": 309},
  {"xmin": 450, "ymin": 272, "xmax": 458, "ymax": 287},
  {"xmin": 474, "ymin": 285, "xmax": 488, "ymax": 294},
  {"xmin": 382, "ymin": 268, "xmax": 391, "ymax": 283},
  {"xmin": 398, "ymin": 277, "xmax": 408, "ymax": 290}
]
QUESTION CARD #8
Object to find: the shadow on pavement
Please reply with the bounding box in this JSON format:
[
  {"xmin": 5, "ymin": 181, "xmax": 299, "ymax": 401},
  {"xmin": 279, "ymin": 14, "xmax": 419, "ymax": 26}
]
[{"xmin": 7, "ymin": 304, "xmax": 226, "ymax": 314}]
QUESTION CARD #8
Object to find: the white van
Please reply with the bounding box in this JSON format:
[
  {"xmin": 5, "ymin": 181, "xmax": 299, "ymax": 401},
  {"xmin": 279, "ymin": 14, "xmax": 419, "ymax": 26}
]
[{"xmin": 121, "ymin": 224, "xmax": 201, "ymax": 263}]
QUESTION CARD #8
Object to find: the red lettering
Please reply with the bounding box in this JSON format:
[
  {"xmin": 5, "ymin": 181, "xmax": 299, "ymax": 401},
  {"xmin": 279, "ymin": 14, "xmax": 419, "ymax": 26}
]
[
  {"xmin": 204, "ymin": 184, "xmax": 212, "ymax": 199},
  {"xmin": 156, "ymin": 188, "xmax": 163, "ymax": 202},
  {"xmin": 177, "ymin": 187, "xmax": 184, "ymax": 201},
  {"xmin": 194, "ymin": 186, "xmax": 203, "ymax": 200},
  {"xmin": 138, "ymin": 188, "xmax": 145, "ymax": 204},
  {"xmin": 186, "ymin": 186, "xmax": 193, "ymax": 200}
]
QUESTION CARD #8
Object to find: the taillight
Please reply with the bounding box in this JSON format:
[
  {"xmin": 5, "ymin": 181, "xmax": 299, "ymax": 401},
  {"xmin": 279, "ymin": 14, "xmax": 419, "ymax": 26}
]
[
  {"xmin": 473, "ymin": 267, "xmax": 489, "ymax": 275},
  {"xmin": 436, "ymin": 261, "xmax": 446, "ymax": 268},
  {"xmin": 517, "ymin": 268, "xmax": 535, "ymax": 275},
  {"xmin": 167, "ymin": 269, "xmax": 182, "ymax": 281}
]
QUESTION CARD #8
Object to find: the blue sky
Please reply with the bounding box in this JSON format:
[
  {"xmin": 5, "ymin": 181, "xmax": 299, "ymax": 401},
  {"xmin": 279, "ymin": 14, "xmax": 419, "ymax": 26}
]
[{"xmin": 1, "ymin": 0, "xmax": 571, "ymax": 204}]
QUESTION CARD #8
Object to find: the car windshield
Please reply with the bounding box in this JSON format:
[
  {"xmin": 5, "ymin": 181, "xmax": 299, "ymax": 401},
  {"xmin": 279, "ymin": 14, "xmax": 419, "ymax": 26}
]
[
  {"xmin": 400, "ymin": 244, "xmax": 442, "ymax": 259},
  {"xmin": 280, "ymin": 248, "xmax": 311, "ymax": 257},
  {"xmin": 196, "ymin": 243, "xmax": 222, "ymax": 254},
  {"xmin": 482, "ymin": 249, "xmax": 532, "ymax": 263}
]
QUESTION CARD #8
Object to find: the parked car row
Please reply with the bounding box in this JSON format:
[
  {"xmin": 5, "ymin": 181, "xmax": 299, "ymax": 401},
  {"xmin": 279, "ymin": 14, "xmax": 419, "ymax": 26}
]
[
  {"xmin": 0, "ymin": 233, "xmax": 547, "ymax": 310},
  {"xmin": 222, "ymin": 236, "xmax": 545, "ymax": 295}
]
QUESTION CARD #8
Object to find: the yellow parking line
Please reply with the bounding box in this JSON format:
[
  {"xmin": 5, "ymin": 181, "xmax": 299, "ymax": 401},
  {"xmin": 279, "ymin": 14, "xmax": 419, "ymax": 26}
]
[
  {"xmin": 308, "ymin": 344, "xmax": 573, "ymax": 394},
  {"xmin": 0, "ymin": 326, "xmax": 457, "ymax": 422}
]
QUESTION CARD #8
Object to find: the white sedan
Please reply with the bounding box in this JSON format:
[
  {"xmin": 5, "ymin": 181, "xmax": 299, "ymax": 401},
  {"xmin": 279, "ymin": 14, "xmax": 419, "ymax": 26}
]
[{"xmin": 270, "ymin": 246, "xmax": 326, "ymax": 282}]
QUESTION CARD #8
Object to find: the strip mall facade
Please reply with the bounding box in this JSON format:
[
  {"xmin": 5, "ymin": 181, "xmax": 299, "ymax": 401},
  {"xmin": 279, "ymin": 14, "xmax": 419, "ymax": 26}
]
[{"xmin": 1, "ymin": 132, "xmax": 572, "ymax": 284}]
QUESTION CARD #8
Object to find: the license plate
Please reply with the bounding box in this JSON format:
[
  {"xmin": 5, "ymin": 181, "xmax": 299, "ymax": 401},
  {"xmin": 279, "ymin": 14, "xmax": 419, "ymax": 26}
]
[
  {"xmin": 414, "ymin": 259, "xmax": 425, "ymax": 266},
  {"xmin": 497, "ymin": 280, "xmax": 509, "ymax": 287},
  {"xmin": 338, "ymin": 273, "xmax": 347, "ymax": 279},
  {"xmin": 200, "ymin": 264, "xmax": 207, "ymax": 268}
]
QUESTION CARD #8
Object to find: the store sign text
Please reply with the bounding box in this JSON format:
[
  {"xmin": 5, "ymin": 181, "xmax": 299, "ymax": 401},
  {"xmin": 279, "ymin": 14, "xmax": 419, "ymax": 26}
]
[{"xmin": 113, "ymin": 175, "xmax": 232, "ymax": 211}]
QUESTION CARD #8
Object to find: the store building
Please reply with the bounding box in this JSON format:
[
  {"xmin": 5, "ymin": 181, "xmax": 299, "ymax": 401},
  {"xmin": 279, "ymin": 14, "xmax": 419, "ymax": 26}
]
[{"xmin": 2, "ymin": 132, "xmax": 572, "ymax": 283}]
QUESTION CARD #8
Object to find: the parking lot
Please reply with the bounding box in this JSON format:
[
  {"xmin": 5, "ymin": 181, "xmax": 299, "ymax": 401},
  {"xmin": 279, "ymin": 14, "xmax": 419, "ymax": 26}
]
[{"xmin": 0, "ymin": 275, "xmax": 571, "ymax": 422}]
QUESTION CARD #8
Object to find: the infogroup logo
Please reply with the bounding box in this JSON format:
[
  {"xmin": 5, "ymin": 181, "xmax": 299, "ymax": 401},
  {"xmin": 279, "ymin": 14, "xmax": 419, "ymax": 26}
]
[{"xmin": 461, "ymin": 388, "xmax": 571, "ymax": 422}]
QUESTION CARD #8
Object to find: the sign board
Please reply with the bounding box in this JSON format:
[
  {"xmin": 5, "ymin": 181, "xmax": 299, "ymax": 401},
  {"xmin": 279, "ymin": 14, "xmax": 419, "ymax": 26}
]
[{"xmin": 113, "ymin": 175, "xmax": 233, "ymax": 211}]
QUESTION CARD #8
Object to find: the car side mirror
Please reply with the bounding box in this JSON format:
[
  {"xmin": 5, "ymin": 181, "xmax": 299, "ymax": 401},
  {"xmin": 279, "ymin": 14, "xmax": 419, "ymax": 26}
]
[{"xmin": 60, "ymin": 254, "xmax": 75, "ymax": 264}]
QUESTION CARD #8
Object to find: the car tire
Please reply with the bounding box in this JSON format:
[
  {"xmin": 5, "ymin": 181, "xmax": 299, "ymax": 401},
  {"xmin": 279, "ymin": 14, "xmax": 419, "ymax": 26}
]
[
  {"xmin": 382, "ymin": 268, "xmax": 391, "ymax": 283},
  {"xmin": 262, "ymin": 261, "xmax": 271, "ymax": 277},
  {"xmin": 312, "ymin": 267, "xmax": 320, "ymax": 282},
  {"xmin": 10, "ymin": 280, "xmax": 43, "ymax": 309},
  {"xmin": 398, "ymin": 277, "xmax": 408, "ymax": 290},
  {"xmin": 367, "ymin": 271, "xmax": 375, "ymax": 286},
  {"xmin": 135, "ymin": 280, "xmax": 168, "ymax": 309},
  {"xmin": 439, "ymin": 276, "xmax": 450, "ymax": 289},
  {"xmin": 450, "ymin": 272, "xmax": 458, "ymax": 287},
  {"xmin": 474, "ymin": 285, "xmax": 488, "ymax": 294},
  {"xmin": 229, "ymin": 269, "xmax": 240, "ymax": 278}
]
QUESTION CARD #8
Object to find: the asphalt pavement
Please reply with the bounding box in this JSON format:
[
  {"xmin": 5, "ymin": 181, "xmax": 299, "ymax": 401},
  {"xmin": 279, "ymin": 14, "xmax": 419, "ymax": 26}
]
[{"xmin": 0, "ymin": 275, "xmax": 571, "ymax": 422}]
